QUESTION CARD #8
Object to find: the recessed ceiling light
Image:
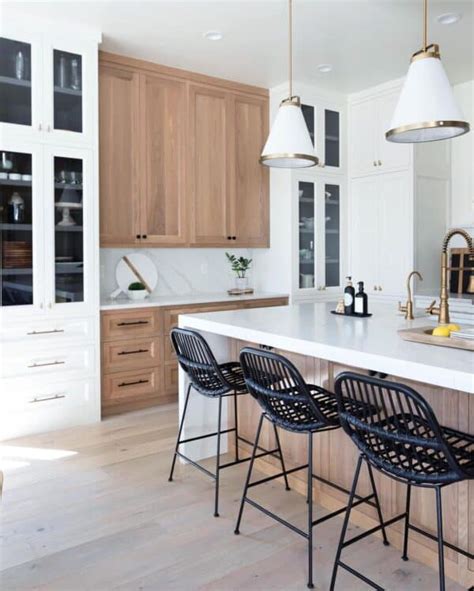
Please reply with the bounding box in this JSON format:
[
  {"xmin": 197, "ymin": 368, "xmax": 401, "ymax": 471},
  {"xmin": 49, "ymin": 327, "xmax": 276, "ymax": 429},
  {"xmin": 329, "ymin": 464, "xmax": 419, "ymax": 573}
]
[
  {"xmin": 436, "ymin": 12, "xmax": 462, "ymax": 25},
  {"xmin": 317, "ymin": 64, "xmax": 332, "ymax": 74},
  {"xmin": 203, "ymin": 30, "xmax": 223, "ymax": 41}
]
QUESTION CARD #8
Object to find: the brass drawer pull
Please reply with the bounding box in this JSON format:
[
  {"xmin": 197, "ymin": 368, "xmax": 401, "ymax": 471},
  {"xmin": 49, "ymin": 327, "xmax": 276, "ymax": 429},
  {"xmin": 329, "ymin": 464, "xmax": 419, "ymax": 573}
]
[
  {"xmin": 117, "ymin": 349, "xmax": 149, "ymax": 356},
  {"xmin": 116, "ymin": 320, "xmax": 149, "ymax": 327},
  {"xmin": 27, "ymin": 328, "xmax": 65, "ymax": 335},
  {"xmin": 30, "ymin": 394, "xmax": 66, "ymax": 403},
  {"xmin": 28, "ymin": 360, "xmax": 65, "ymax": 368},
  {"xmin": 118, "ymin": 379, "xmax": 148, "ymax": 388}
]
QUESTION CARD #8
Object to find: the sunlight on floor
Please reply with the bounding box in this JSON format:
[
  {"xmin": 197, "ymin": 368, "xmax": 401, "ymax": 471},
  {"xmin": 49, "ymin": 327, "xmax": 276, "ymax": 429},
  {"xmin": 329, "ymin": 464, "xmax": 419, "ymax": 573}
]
[{"xmin": 0, "ymin": 445, "xmax": 78, "ymax": 471}]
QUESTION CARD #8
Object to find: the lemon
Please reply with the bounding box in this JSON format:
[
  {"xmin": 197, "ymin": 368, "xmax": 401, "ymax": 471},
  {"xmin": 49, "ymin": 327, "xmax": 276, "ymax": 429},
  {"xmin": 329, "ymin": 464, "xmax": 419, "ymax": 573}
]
[
  {"xmin": 432, "ymin": 326, "xmax": 451, "ymax": 338},
  {"xmin": 446, "ymin": 323, "xmax": 461, "ymax": 332}
]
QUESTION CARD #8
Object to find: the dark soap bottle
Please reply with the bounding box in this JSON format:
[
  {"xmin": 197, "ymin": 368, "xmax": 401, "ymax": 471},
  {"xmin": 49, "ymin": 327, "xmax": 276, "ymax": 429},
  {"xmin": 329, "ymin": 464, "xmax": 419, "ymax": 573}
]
[
  {"xmin": 354, "ymin": 281, "xmax": 368, "ymax": 316},
  {"xmin": 344, "ymin": 276, "xmax": 355, "ymax": 315}
]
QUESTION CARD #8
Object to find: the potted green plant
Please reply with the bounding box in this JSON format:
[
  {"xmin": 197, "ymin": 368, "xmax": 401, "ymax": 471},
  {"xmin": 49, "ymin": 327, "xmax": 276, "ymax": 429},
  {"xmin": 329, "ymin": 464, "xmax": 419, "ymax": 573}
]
[
  {"xmin": 226, "ymin": 252, "xmax": 252, "ymax": 291},
  {"xmin": 127, "ymin": 281, "xmax": 148, "ymax": 300}
]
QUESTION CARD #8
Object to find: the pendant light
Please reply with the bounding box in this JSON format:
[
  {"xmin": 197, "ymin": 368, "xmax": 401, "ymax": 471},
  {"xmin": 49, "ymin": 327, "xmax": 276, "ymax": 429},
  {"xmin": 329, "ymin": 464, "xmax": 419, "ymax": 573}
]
[
  {"xmin": 386, "ymin": 0, "xmax": 470, "ymax": 143},
  {"xmin": 260, "ymin": 0, "xmax": 318, "ymax": 167}
]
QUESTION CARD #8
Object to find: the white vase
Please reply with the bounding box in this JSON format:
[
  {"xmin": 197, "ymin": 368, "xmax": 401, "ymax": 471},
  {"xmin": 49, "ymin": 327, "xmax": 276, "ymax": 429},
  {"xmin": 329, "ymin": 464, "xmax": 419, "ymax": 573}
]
[
  {"xmin": 127, "ymin": 289, "xmax": 148, "ymax": 300},
  {"xmin": 235, "ymin": 277, "xmax": 248, "ymax": 291}
]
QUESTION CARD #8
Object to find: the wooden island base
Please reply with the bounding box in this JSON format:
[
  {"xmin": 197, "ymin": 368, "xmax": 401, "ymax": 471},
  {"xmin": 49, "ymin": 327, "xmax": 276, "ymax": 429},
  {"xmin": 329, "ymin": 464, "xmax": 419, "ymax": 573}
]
[{"xmin": 228, "ymin": 339, "xmax": 474, "ymax": 588}]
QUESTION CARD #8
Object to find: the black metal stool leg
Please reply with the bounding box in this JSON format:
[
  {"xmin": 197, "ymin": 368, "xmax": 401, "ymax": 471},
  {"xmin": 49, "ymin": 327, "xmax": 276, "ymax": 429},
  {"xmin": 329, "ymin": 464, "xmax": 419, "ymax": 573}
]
[
  {"xmin": 233, "ymin": 390, "xmax": 240, "ymax": 462},
  {"xmin": 401, "ymin": 483, "xmax": 412, "ymax": 561},
  {"xmin": 272, "ymin": 423, "xmax": 290, "ymax": 491},
  {"xmin": 234, "ymin": 412, "xmax": 265, "ymax": 535},
  {"xmin": 367, "ymin": 463, "xmax": 389, "ymax": 546},
  {"xmin": 214, "ymin": 395, "xmax": 223, "ymax": 517},
  {"xmin": 435, "ymin": 486, "xmax": 446, "ymax": 591},
  {"xmin": 168, "ymin": 383, "xmax": 192, "ymax": 482},
  {"xmin": 307, "ymin": 431, "xmax": 314, "ymax": 589},
  {"xmin": 329, "ymin": 454, "xmax": 364, "ymax": 591}
]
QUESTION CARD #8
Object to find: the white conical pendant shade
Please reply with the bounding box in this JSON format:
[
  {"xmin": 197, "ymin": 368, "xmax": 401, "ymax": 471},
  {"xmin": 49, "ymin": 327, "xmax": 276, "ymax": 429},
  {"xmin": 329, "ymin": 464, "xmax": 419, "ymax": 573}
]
[
  {"xmin": 386, "ymin": 53, "xmax": 470, "ymax": 143},
  {"xmin": 260, "ymin": 98, "xmax": 318, "ymax": 168}
]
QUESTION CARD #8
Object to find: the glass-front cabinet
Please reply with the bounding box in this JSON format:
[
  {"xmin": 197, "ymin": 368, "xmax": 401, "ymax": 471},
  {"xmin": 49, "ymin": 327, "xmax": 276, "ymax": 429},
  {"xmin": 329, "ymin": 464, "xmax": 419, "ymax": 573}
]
[
  {"xmin": 294, "ymin": 175, "xmax": 343, "ymax": 295},
  {"xmin": 0, "ymin": 29, "xmax": 92, "ymax": 144},
  {"xmin": 0, "ymin": 143, "xmax": 92, "ymax": 316},
  {"xmin": 301, "ymin": 102, "xmax": 342, "ymax": 172}
]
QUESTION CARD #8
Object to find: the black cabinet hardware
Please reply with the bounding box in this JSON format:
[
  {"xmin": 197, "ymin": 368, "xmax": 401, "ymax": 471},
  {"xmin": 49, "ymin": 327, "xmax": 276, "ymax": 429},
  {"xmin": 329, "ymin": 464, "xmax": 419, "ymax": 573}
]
[
  {"xmin": 118, "ymin": 379, "xmax": 148, "ymax": 388},
  {"xmin": 136, "ymin": 234, "xmax": 140, "ymax": 239},
  {"xmin": 117, "ymin": 320, "xmax": 149, "ymax": 327},
  {"xmin": 117, "ymin": 349, "xmax": 149, "ymax": 356}
]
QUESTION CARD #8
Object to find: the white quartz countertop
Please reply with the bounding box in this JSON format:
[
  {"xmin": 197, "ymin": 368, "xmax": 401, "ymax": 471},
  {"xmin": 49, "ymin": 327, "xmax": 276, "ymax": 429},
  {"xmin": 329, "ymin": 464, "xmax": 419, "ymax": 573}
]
[
  {"xmin": 100, "ymin": 291, "xmax": 288, "ymax": 311},
  {"xmin": 179, "ymin": 301, "xmax": 474, "ymax": 394}
]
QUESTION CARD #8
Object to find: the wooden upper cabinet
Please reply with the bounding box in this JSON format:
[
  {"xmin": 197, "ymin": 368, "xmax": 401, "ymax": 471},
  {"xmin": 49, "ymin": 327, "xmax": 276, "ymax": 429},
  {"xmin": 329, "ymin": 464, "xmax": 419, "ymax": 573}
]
[
  {"xmin": 229, "ymin": 94, "xmax": 269, "ymax": 247},
  {"xmin": 99, "ymin": 64, "xmax": 141, "ymax": 246},
  {"xmin": 188, "ymin": 84, "xmax": 230, "ymax": 245},
  {"xmin": 140, "ymin": 73, "xmax": 187, "ymax": 244}
]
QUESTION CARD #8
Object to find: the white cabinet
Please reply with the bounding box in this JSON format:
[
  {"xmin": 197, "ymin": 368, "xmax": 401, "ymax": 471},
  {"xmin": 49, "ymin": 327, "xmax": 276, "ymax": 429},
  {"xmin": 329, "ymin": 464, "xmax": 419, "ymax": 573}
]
[
  {"xmin": 0, "ymin": 26, "xmax": 98, "ymax": 145},
  {"xmin": 350, "ymin": 172, "xmax": 412, "ymax": 296},
  {"xmin": 350, "ymin": 90, "xmax": 411, "ymax": 177},
  {"xmin": 293, "ymin": 173, "xmax": 345, "ymax": 296}
]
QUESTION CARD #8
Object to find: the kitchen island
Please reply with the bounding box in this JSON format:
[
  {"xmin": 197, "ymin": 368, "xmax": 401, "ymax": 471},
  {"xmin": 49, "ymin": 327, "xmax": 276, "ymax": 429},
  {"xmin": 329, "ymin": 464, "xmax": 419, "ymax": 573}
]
[{"xmin": 178, "ymin": 301, "xmax": 474, "ymax": 587}]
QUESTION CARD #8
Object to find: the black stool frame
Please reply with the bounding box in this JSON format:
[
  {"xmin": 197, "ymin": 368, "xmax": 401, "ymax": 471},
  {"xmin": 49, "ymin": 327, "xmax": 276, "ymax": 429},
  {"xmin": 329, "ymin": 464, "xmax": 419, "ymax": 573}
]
[
  {"xmin": 234, "ymin": 348, "xmax": 391, "ymax": 589},
  {"xmin": 168, "ymin": 328, "xmax": 290, "ymax": 517},
  {"xmin": 330, "ymin": 372, "xmax": 474, "ymax": 591}
]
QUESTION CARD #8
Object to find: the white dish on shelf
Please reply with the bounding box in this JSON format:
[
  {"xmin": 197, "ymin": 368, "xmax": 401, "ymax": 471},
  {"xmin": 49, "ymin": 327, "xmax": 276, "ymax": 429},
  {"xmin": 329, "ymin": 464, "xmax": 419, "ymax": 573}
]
[
  {"xmin": 21, "ymin": 174, "xmax": 32, "ymax": 181},
  {"xmin": 0, "ymin": 172, "xmax": 8, "ymax": 180},
  {"xmin": 8, "ymin": 173, "xmax": 21, "ymax": 181}
]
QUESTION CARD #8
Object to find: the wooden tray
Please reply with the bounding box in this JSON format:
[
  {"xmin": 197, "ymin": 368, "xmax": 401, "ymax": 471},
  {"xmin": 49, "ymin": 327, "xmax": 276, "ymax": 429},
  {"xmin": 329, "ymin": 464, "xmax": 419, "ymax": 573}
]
[
  {"xmin": 227, "ymin": 288, "xmax": 254, "ymax": 295},
  {"xmin": 398, "ymin": 326, "xmax": 474, "ymax": 351},
  {"xmin": 331, "ymin": 310, "xmax": 372, "ymax": 318}
]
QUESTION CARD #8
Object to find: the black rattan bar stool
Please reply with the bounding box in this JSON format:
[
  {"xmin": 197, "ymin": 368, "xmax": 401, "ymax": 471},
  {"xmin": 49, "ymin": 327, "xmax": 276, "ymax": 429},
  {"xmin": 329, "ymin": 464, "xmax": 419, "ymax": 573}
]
[
  {"xmin": 168, "ymin": 328, "xmax": 289, "ymax": 517},
  {"xmin": 234, "ymin": 347, "xmax": 389, "ymax": 589},
  {"xmin": 330, "ymin": 372, "xmax": 474, "ymax": 591}
]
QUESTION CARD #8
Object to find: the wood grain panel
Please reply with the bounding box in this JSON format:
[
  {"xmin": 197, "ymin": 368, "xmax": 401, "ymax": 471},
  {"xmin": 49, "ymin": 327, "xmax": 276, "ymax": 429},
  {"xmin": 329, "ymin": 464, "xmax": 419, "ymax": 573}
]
[
  {"xmin": 140, "ymin": 73, "xmax": 187, "ymax": 245},
  {"xmin": 101, "ymin": 308, "xmax": 161, "ymax": 341},
  {"xmin": 102, "ymin": 337, "xmax": 161, "ymax": 372},
  {"xmin": 164, "ymin": 362, "xmax": 178, "ymax": 395},
  {"xmin": 99, "ymin": 64, "xmax": 141, "ymax": 246},
  {"xmin": 229, "ymin": 94, "xmax": 269, "ymax": 247},
  {"xmin": 188, "ymin": 84, "xmax": 230, "ymax": 245}
]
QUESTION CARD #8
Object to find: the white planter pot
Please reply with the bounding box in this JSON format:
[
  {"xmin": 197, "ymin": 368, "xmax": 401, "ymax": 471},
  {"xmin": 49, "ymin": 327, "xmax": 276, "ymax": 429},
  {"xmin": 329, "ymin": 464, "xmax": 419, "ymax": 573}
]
[
  {"xmin": 235, "ymin": 277, "xmax": 249, "ymax": 291},
  {"xmin": 127, "ymin": 289, "xmax": 148, "ymax": 300}
]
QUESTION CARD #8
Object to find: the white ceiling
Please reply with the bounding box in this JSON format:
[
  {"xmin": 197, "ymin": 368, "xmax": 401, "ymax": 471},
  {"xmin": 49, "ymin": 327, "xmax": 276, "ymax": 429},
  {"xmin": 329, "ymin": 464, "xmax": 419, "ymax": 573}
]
[{"xmin": 3, "ymin": 0, "xmax": 474, "ymax": 93}]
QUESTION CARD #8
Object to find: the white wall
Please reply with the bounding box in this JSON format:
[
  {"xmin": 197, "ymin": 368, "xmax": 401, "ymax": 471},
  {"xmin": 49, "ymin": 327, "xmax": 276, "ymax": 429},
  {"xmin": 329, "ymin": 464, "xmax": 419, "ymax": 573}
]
[
  {"xmin": 451, "ymin": 79, "xmax": 474, "ymax": 229},
  {"xmin": 100, "ymin": 247, "xmax": 254, "ymax": 297}
]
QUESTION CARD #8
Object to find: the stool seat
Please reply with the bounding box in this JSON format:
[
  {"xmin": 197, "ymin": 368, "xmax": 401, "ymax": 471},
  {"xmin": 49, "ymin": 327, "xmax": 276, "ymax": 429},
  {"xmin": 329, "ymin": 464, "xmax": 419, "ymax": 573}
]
[{"xmin": 364, "ymin": 412, "xmax": 474, "ymax": 484}]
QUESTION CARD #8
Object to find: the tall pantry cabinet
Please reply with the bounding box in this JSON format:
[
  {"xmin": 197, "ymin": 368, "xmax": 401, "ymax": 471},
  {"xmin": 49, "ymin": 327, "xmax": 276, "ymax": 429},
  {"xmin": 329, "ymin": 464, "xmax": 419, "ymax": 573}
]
[
  {"xmin": 348, "ymin": 81, "xmax": 451, "ymax": 297},
  {"xmin": 0, "ymin": 19, "xmax": 101, "ymax": 439}
]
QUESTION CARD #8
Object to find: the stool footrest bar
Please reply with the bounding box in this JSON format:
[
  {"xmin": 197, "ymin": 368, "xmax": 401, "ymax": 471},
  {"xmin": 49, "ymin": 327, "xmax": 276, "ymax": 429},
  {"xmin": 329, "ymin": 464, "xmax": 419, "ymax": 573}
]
[
  {"xmin": 220, "ymin": 448, "xmax": 279, "ymax": 470},
  {"xmin": 247, "ymin": 463, "xmax": 308, "ymax": 489},
  {"xmin": 337, "ymin": 561, "xmax": 384, "ymax": 591},
  {"xmin": 408, "ymin": 523, "xmax": 474, "ymax": 560},
  {"xmin": 178, "ymin": 427, "xmax": 235, "ymax": 445},
  {"xmin": 175, "ymin": 451, "xmax": 216, "ymax": 480},
  {"xmin": 244, "ymin": 497, "xmax": 309, "ymax": 539},
  {"xmin": 342, "ymin": 513, "xmax": 405, "ymax": 548},
  {"xmin": 312, "ymin": 494, "xmax": 375, "ymax": 527}
]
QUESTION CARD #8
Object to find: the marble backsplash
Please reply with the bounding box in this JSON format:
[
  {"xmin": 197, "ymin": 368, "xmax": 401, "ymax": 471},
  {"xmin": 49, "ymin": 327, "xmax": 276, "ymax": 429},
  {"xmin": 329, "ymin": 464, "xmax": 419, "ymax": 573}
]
[{"xmin": 100, "ymin": 248, "xmax": 255, "ymax": 297}]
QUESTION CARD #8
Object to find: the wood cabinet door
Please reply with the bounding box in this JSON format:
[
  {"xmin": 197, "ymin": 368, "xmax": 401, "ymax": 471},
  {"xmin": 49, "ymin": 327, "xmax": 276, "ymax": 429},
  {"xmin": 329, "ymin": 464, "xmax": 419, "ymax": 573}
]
[
  {"xmin": 140, "ymin": 73, "xmax": 187, "ymax": 245},
  {"xmin": 99, "ymin": 64, "xmax": 141, "ymax": 246},
  {"xmin": 188, "ymin": 84, "xmax": 231, "ymax": 246},
  {"xmin": 229, "ymin": 94, "xmax": 269, "ymax": 247}
]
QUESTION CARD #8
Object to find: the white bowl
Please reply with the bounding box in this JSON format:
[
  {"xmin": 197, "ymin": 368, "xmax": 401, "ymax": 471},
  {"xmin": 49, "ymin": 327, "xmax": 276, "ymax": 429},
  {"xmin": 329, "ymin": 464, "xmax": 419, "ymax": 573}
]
[
  {"xmin": 21, "ymin": 174, "xmax": 32, "ymax": 181},
  {"xmin": 8, "ymin": 173, "xmax": 21, "ymax": 181},
  {"xmin": 127, "ymin": 289, "xmax": 148, "ymax": 300}
]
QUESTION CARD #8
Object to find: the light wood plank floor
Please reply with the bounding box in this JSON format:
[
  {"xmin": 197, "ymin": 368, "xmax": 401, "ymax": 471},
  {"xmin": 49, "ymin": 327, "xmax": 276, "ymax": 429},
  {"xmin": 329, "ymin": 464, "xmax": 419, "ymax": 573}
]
[{"xmin": 0, "ymin": 404, "xmax": 464, "ymax": 590}]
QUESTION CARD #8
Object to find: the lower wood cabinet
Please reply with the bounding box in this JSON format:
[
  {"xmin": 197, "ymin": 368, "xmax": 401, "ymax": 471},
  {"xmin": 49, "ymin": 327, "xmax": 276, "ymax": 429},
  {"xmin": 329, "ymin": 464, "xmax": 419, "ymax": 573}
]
[{"xmin": 101, "ymin": 296, "xmax": 288, "ymax": 416}]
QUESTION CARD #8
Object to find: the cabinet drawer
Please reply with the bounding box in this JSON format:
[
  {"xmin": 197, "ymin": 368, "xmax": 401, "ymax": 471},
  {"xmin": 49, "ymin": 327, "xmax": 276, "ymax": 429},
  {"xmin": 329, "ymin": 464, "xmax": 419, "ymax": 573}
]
[
  {"xmin": 102, "ymin": 367, "xmax": 160, "ymax": 404},
  {"xmin": 102, "ymin": 337, "xmax": 161, "ymax": 372},
  {"xmin": 163, "ymin": 303, "xmax": 236, "ymax": 334},
  {"xmin": 1, "ymin": 344, "xmax": 95, "ymax": 379},
  {"xmin": 164, "ymin": 361, "xmax": 178, "ymax": 395},
  {"xmin": 0, "ymin": 378, "xmax": 96, "ymax": 440},
  {"xmin": 101, "ymin": 309, "xmax": 161, "ymax": 340},
  {"xmin": 1, "ymin": 317, "xmax": 94, "ymax": 344}
]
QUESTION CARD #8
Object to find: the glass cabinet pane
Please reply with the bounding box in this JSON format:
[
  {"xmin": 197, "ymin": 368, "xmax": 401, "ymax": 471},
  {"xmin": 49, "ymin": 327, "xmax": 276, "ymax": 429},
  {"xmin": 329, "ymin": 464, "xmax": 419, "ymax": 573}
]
[
  {"xmin": 54, "ymin": 156, "xmax": 84, "ymax": 303},
  {"xmin": 325, "ymin": 183, "xmax": 340, "ymax": 287},
  {"xmin": 0, "ymin": 38, "xmax": 32, "ymax": 126},
  {"xmin": 298, "ymin": 181, "xmax": 315, "ymax": 289},
  {"xmin": 0, "ymin": 151, "xmax": 34, "ymax": 306},
  {"xmin": 325, "ymin": 109, "xmax": 340, "ymax": 167},
  {"xmin": 53, "ymin": 50, "xmax": 83, "ymax": 133},
  {"xmin": 301, "ymin": 104, "xmax": 315, "ymax": 146}
]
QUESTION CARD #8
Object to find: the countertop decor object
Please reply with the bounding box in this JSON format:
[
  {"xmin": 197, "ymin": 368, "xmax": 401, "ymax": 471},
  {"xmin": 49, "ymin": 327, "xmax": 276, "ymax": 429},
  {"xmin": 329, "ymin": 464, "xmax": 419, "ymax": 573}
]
[
  {"xmin": 398, "ymin": 325, "xmax": 474, "ymax": 351},
  {"xmin": 259, "ymin": 0, "xmax": 318, "ymax": 168},
  {"xmin": 331, "ymin": 310, "xmax": 372, "ymax": 318},
  {"xmin": 127, "ymin": 281, "xmax": 148, "ymax": 300},
  {"xmin": 227, "ymin": 287, "xmax": 254, "ymax": 296},
  {"xmin": 113, "ymin": 252, "xmax": 158, "ymax": 299},
  {"xmin": 386, "ymin": 0, "xmax": 470, "ymax": 143},
  {"xmin": 226, "ymin": 252, "xmax": 252, "ymax": 291},
  {"xmin": 123, "ymin": 255, "xmax": 152, "ymax": 294}
]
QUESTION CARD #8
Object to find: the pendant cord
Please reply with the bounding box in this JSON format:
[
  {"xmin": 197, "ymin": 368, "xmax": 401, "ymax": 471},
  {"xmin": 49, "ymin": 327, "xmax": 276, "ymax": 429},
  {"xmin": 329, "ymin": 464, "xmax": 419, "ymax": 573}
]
[
  {"xmin": 423, "ymin": 0, "xmax": 428, "ymax": 50},
  {"xmin": 289, "ymin": 0, "xmax": 293, "ymax": 98}
]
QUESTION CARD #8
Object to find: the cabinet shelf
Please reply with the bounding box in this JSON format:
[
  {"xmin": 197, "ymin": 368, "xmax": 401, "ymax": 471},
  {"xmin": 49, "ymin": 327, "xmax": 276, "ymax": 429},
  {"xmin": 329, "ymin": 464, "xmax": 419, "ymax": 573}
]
[
  {"xmin": 0, "ymin": 223, "xmax": 32, "ymax": 231},
  {"xmin": 299, "ymin": 227, "xmax": 315, "ymax": 234},
  {"xmin": 1, "ymin": 267, "xmax": 32, "ymax": 275},
  {"xmin": 0, "ymin": 179, "xmax": 32, "ymax": 188},
  {"xmin": 325, "ymin": 229, "xmax": 339, "ymax": 234},
  {"xmin": 0, "ymin": 75, "xmax": 31, "ymax": 89},
  {"xmin": 54, "ymin": 85, "xmax": 82, "ymax": 97},
  {"xmin": 55, "ymin": 225, "xmax": 83, "ymax": 232},
  {"xmin": 54, "ymin": 183, "xmax": 83, "ymax": 190}
]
